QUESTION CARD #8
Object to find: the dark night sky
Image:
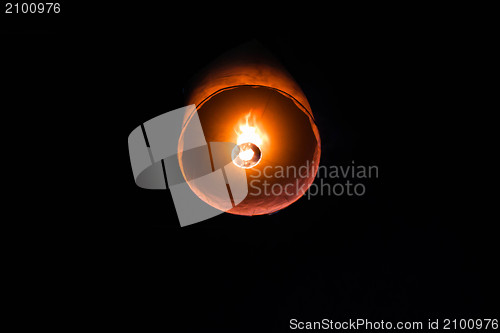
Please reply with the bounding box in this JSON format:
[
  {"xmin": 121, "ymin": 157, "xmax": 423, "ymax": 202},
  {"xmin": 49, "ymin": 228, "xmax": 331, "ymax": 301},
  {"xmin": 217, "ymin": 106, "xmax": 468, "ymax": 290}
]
[{"xmin": 2, "ymin": 3, "xmax": 497, "ymax": 332}]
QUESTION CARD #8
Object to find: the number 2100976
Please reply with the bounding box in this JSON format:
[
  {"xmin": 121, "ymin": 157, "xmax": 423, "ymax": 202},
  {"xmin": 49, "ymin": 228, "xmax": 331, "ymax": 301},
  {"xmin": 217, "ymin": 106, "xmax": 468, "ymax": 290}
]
[{"xmin": 5, "ymin": 3, "xmax": 60, "ymax": 14}]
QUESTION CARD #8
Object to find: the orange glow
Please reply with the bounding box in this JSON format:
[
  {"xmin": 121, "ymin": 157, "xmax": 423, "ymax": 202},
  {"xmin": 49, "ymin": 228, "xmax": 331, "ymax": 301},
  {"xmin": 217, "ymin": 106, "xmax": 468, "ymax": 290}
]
[{"xmin": 180, "ymin": 42, "xmax": 321, "ymax": 216}]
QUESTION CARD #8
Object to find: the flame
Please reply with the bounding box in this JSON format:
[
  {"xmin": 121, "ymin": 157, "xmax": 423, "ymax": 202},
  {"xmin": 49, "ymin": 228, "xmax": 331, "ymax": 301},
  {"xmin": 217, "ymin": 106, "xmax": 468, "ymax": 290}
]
[
  {"xmin": 239, "ymin": 148, "xmax": 254, "ymax": 161},
  {"xmin": 235, "ymin": 112, "xmax": 266, "ymax": 147}
]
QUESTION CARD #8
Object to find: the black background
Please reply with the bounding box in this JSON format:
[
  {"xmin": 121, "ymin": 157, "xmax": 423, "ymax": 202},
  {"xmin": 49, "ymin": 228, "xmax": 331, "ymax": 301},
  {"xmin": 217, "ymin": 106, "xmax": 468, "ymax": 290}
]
[{"xmin": 2, "ymin": 2, "xmax": 498, "ymax": 332}]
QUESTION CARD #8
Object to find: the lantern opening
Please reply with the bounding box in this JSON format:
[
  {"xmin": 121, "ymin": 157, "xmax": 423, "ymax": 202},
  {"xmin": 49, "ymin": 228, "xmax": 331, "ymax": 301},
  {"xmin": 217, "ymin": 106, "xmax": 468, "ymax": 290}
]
[{"xmin": 181, "ymin": 41, "xmax": 321, "ymax": 215}]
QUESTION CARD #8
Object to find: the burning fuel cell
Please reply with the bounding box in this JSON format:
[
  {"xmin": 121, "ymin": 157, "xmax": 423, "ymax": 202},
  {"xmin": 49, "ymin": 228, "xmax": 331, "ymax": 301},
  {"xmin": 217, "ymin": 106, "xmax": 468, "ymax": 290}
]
[
  {"xmin": 232, "ymin": 112, "xmax": 264, "ymax": 169},
  {"xmin": 232, "ymin": 142, "xmax": 262, "ymax": 169},
  {"xmin": 179, "ymin": 42, "xmax": 321, "ymax": 216}
]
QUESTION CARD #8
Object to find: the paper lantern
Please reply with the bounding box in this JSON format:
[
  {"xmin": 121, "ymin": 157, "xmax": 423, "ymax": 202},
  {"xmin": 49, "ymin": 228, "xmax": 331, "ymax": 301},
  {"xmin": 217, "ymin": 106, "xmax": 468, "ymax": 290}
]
[{"xmin": 179, "ymin": 43, "xmax": 321, "ymax": 216}]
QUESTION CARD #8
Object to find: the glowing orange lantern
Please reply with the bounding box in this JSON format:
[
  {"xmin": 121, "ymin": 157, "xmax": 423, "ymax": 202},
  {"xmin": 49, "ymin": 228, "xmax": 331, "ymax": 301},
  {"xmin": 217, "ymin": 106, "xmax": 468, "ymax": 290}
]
[{"xmin": 179, "ymin": 43, "xmax": 321, "ymax": 216}]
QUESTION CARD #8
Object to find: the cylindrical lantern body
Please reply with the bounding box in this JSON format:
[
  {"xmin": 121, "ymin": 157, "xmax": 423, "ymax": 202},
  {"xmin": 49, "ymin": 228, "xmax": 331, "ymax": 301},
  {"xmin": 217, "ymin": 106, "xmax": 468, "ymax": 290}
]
[{"xmin": 179, "ymin": 43, "xmax": 321, "ymax": 216}]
